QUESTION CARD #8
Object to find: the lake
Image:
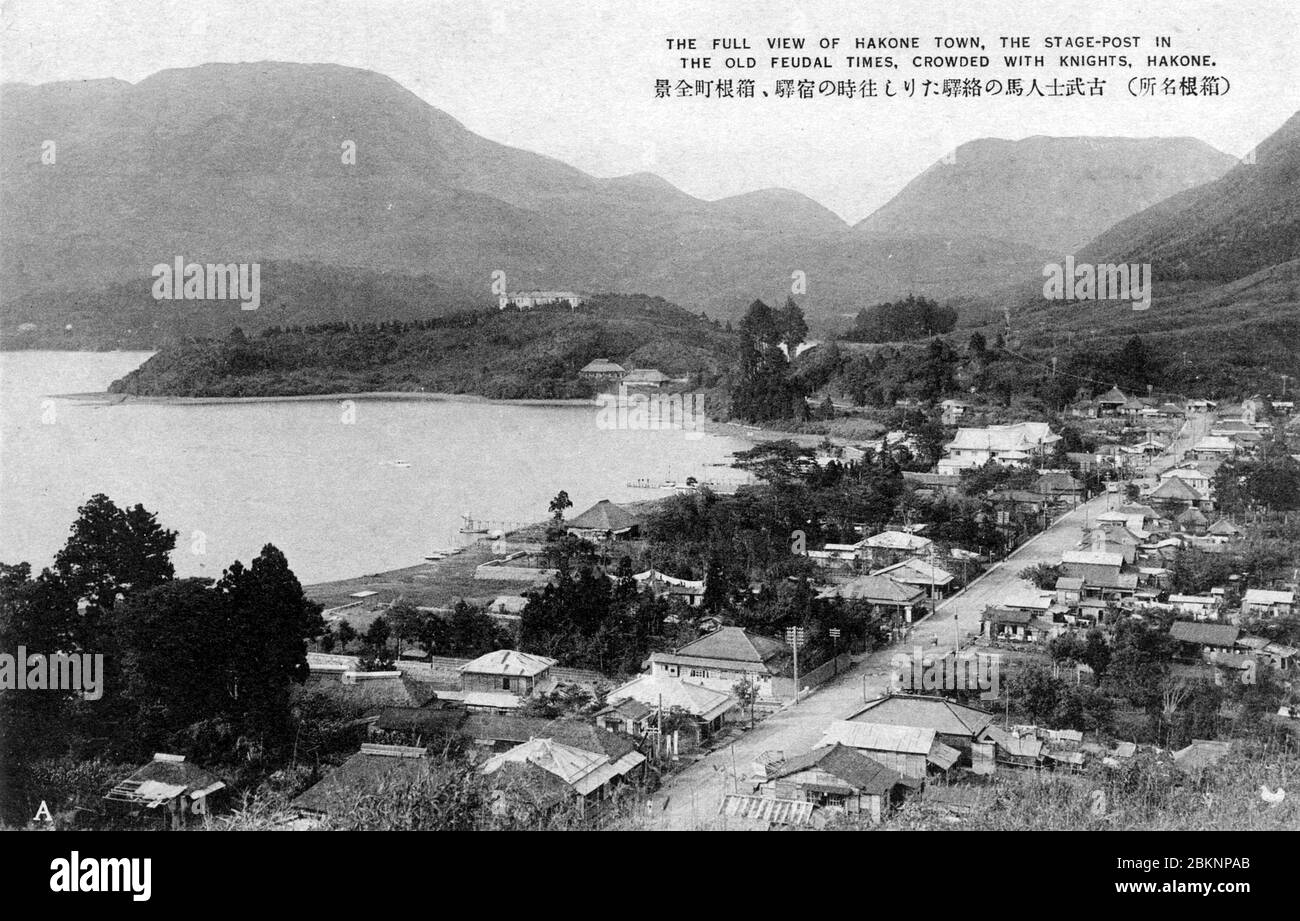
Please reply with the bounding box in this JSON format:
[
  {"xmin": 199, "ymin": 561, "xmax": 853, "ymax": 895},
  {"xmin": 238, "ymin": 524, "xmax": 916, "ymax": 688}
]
[{"xmin": 0, "ymin": 352, "xmax": 752, "ymax": 584}]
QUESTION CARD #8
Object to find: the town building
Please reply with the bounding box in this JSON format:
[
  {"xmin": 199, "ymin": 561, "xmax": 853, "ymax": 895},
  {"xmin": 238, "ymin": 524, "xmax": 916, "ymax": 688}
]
[
  {"xmin": 847, "ymin": 693, "xmax": 996, "ymax": 760},
  {"xmin": 1148, "ymin": 475, "xmax": 1206, "ymax": 510},
  {"xmin": 1188, "ymin": 436, "xmax": 1236, "ymax": 460},
  {"xmin": 620, "ymin": 368, "xmax": 671, "ymax": 388},
  {"xmin": 370, "ymin": 704, "xmax": 468, "ymax": 743},
  {"xmin": 459, "ymin": 650, "xmax": 558, "ymax": 711},
  {"xmin": 292, "ymin": 744, "xmax": 437, "ymax": 816},
  {"xmin": 604, "ymin": 672, "xmax": 737, "ymax": 742},
  {"xmin": 935, "ymin": 422, "xmax": 1061, "ymax": 475},
  {"xmin": 1095, "ymin": 386, "xmax": 1129, "ymax": 416},
  {"xmin": 578, "ymin": 358, "xmax": 627, "ymax": 382},
  {"xmin": 104, "ymin": 753, "xmax": 226, "ymax": 829},
  {"xmin": 1176, "ymin": 507, "xmax": 1210, "ymax": 533},
  {"xmin": 1169, "ymin": 621, "xmax": 1240, "ymax": 660},
  {"xmin": 939, "ymin": 399, "xmax": 971, "ymax": 425},
  {"xmin": 871, "ymin": 558, "xmax": 955, "ymax": 599},
  {"xmin": 817, "ymin": 574, "xmax": 927, "ymax": 624},
  {"xmin": 1168, "ymin": 594, "xmax": 1219, "ymax": 620},
  {"xmin": 982, "ymin": 606, "xmax": 1058, "ymax": 643},
  {"xmin": 901, "ymin": 471, "xmax": 963, "ymax": 497},
  {"xmin": 1036, "ymin": 471, "xmax": 1085, "ymax": 502},
  {"xmin": 817, "ymin": 721, "xmax": 946, "ymax": 781},
  {"xmin": 649, "ymin": 626, "xmax": 790, "ymax": 698},
  {"xmin": 565, "ymin": 499, "xmax": 641, "ymax": 540},
  {"xmin": 1206, "ymin": 518, "xmax": 1246, "ymax": 543},
  {"xmin": 479, "ymin": 734, "xmax": 645, "ymax": 816},
  {"xmin": 1061, "ymin": 549, "xmax": 1126, "ymax": 586},
  {"xmin": 758, "ymin": 743, "xmax": 918, "ymax": 823},
  {"xmin": 1241, "ymin": 589, "xmax": 1296, "ymax": 619},
  {"xmin": 594, "ymin": 698, "xmax": 654, "ymax": 736},
  {"xmin": 856, "ymin": 529, "xmax": 934, "ymax": 568},
  {"xmin": 1159, "ymin": 465, "xmax": 1214, "ymax": 494}
]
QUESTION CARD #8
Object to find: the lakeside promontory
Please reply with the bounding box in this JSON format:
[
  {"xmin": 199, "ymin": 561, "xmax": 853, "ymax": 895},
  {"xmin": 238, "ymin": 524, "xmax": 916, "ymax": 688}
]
[{"xmin": 107, "ymin": 294, "xmax": 735, "ymax": 400}]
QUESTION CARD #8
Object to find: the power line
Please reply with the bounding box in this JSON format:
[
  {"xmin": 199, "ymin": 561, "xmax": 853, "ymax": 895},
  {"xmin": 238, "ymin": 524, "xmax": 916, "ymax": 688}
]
[{"xmin": 994, "ymin": 343, "xmax": 1116, "ymax": 388}]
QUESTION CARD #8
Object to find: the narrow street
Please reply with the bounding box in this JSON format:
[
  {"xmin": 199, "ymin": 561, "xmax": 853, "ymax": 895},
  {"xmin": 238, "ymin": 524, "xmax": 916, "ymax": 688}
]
[{"xmin": 646, "ymin": 414, "xmax": 1210, "ymax": 829}]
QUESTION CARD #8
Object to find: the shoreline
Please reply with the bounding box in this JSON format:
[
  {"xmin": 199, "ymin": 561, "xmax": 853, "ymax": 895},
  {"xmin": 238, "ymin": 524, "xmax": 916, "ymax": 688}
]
[
  {"xmin": 51, "ymin": 390, "xmax": 593, "ymax": 408},
  {"xmin": 50, "ymin": 389, "xmax": 799, "ymax": 446},
  {"xmin": 304, "ymin": 497, "xmax": 671, "ymax": 609}
]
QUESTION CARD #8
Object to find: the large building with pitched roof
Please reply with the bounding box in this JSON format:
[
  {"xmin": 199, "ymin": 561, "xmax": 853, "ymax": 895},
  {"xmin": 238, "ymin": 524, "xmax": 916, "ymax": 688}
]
[
  {"xmin": 935, "ymin": 422, "xmax": 1061, "ymax": 475},
  {"xmin": 577, "ymin": 357, "xmax": 627, "ymax": 382},
  {"xmin": 1149, "ymin": 475, "xmax": 1205, "ymax": 508},
  {"xmin": 479, "ymin": 734, "xmax": 646, "ymax": 816},
  {"xmin": 565, "ymin": 499, "xmax": 641, "ymax": 540},
  {"xmin": 817, "ymin": 720, "xmax": 959, "ymax": 780},
  {"xmin": 847, "ymin": 693, "xmax": 996, "ymax": 757},
  {"xmin": 459, "ymin": 650, "xmax": 557, "ymax": 711},
  {"xmin": 817, "ymin": 573, "xmax": 927, "ymax": 623},
  {"xmin": 605, "ymin": 672, "xmax": 737, "ymax": 742},
  {"xmin": 649, "ymin": 626, "xmax": 790, "ymax": 698}
]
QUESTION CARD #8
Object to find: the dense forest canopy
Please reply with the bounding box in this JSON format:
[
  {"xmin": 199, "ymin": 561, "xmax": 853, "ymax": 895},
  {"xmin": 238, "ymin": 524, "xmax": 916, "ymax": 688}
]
[
  {"xmin": 843, "ymin": 294, "xmax": 958, "ymax": 342},
  {"xmin": 108, "ymin": 294, "xmax": 733, "ymax": 400}
]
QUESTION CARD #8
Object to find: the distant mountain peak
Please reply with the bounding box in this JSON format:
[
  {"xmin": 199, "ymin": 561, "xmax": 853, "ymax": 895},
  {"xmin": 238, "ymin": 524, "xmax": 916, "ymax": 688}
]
[{"xmin": 855, "ymin": 134, "xmax": 1237, "ymax": 253}]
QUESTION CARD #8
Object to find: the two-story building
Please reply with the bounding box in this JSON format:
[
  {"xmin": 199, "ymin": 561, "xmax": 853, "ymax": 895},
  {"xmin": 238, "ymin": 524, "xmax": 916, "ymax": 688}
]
[
  {"xmin": 458, "ymin": 650, "xmax": 557, "ymax": 711},
  {"xmin": 648, "ymin": 627, "xmax": 790, "ymax": 699},
  {"xmin": 935, "ymin": 422, "xmax": 1060, "ymax": 475}
]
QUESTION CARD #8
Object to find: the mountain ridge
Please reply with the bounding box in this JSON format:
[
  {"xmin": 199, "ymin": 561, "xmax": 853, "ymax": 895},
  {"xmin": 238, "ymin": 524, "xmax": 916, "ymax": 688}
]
[{"xmin": 0, "ymin": 61, "xmax": 1243, "ymax": 340}]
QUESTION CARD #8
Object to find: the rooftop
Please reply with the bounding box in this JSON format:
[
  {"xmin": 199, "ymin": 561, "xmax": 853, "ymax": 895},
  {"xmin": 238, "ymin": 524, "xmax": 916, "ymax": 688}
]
[
  {"xmin": 1150, "ymin": 476, "xmax": 1203, "ymax": 502},
  {"xmin": 459, "ymin": 649, "xmax": 557, "ymax": 677},
  {"xmin": 1243, "ymin": 589, "xmax": 1294, "ymax": 605},
  {"xmin": 621, "ymin": 368, "xmax": 670, "ymax": 384},
  {"xmin": 670, "ymin": 626, "xmax": 789, "ymax": 667},
  {"xmin": 819, "ymin": 720, "xmax": 936, "ymax": 755},
  {"xmin": 1062, "ymin": 550, "xmax": 1125, "ymax": 568},
  {"xmin": 769, "ymin": 743, "xmax": 919, "ymax": 793},
  {"xmin": 104, "ymin": 754, "xmax": 224, "ymax": 808},
  {"xmin": 817, "ymin": 574, "xmax": 926, "ymax": 604},
  {"xmin": 848, "ymin": 694, "xmax": 995, "ymax": 738},
  {"xmin": 566, "ymin": 499, "xmax": 640, "ymax": 533},
  {"xmin": 608, "ymin": 672, "xmax": 737, "ymax": 721},
  {"xmin": 579, "ymin": 358, "xmax": 626, "ymax": 374},
  {"xmin": 862, "ymin": 530, "xmax": 933, "ymax": 551},
  {"xmin": 1169, "ymin": 621, "xmax": 1240, "ymax": 647},
  {"xmin": 291, "ymin": 744, "xmax": 438, "ymax": 814}
]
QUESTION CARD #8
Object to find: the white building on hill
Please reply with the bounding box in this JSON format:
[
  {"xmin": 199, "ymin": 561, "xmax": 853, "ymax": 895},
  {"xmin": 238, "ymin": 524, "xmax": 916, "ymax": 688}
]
[{"xmin": 498, "ymin": 291, "xmax": 586, "ymax": 310}]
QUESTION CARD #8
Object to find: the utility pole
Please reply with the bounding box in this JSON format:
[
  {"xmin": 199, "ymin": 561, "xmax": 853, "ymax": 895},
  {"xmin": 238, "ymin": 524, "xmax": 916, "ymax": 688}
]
[
  {"xmin": 786, "ymin": 626, "xmax": 806, "ymax": 706},
  {"xmin": 657, "ymin": 693, "xmax": 663, "ymax": 763}
]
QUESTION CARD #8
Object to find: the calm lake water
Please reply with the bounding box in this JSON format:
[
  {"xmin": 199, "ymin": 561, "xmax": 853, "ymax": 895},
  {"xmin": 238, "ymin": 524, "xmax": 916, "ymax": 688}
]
[{"xmin": 0, "ymin": 352, "xmax": 751, "ymax": 584}]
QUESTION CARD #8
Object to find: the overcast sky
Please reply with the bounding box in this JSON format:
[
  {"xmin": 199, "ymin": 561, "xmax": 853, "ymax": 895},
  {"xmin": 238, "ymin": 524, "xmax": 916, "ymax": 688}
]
[{"xmin": 2, "ymin": 0, "xmax": 1295, "ymax": 222}]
